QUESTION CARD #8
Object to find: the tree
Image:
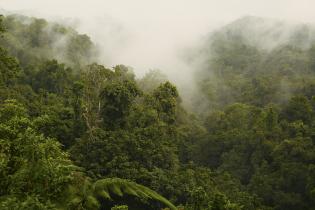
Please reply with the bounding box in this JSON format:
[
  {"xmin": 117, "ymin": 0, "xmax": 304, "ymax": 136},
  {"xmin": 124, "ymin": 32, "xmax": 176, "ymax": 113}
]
[
  {"xmin": 0, "ymin": 100, "xmax": 76, "ymax": 209},
  {"xmin": 31, "ymin": 60, "xmax": 73, "ymax": 95},
  {"xmin": 0, "ymin": 45, "xmax": 21, "ymax": 88},
  {"xmin": 282, "ymin": 96, "xmax": 313, "ymax": 124},
  {"xmin": 101, "ymin": 79, "xmax": 140, "ymax": 129},
  {"xmin": 153, "ymin": 82, "xmax": 179, "ymax": 124}
]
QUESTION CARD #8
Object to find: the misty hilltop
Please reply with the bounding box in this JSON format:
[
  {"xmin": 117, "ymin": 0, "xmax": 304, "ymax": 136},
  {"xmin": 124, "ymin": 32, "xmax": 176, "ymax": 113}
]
[
  {"xmin": 192, "ymin": 16, "xmax": 315, "ymax": 111},
  {"xmin": 0, "ymin": 14, "xmax": 98, "ymax": 68},
  {"xmin": 208, "ymin": 16, "xmax": 315, "ymax": 50}
]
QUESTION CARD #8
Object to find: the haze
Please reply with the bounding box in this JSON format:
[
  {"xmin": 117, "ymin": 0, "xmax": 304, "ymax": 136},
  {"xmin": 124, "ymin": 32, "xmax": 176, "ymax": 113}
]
[{"xmin": 0, "ymin": 0, "xmax": 314, "ymax": 103}]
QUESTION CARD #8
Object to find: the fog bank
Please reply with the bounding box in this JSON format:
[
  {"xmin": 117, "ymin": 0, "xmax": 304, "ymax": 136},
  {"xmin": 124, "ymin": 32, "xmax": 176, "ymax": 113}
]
[{"xmin": 1, "ymin": 0, "xmax": 315, "ymax": 107}]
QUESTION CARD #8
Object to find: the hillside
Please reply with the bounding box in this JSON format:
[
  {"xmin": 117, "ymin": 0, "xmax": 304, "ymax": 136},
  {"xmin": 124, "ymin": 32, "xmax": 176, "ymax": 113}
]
[
  {"xmin": 193, "ymin": 16, "xmax": 315, "ymax": 110},
  {"xmin": 0, "ymin": 14, "xmax": 315, "ymax": 210},
  {"xmin": 0, "ymin": 14, "xmax": 98, "ymax": 68}
]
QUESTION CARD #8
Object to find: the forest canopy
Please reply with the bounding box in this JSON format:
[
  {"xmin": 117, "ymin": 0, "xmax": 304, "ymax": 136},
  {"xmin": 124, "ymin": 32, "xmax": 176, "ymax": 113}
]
[{"xmin": 0, "ymin": 13, "xmax": 315, "ymax": 210}]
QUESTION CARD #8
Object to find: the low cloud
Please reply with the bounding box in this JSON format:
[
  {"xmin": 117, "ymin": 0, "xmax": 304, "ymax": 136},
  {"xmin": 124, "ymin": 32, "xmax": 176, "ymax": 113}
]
[{"xmin": 1, "ymin": 0, "xmax": 315, "ymax": 108}]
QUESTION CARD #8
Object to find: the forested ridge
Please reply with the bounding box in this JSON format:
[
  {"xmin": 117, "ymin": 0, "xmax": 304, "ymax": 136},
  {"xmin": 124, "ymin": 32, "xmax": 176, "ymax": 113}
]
[{"xmin": 0, "ymin": 14, "xmax": 315, "ymax": 210}]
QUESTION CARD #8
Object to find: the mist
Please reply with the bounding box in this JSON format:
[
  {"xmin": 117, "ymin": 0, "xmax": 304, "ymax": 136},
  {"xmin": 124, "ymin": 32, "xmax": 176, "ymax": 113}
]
[{"xmin": 1, "ymin": 0, "xmax": 315, "ymax": 107}]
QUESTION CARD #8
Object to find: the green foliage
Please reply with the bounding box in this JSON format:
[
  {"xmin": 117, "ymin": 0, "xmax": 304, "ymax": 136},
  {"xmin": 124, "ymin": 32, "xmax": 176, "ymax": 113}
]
[
  {"xmin": 101, "ymin": 79, "xmax": 140, "ymax": 128},
  {"xmin": 0, "ymin": 14, "xmax": 97, "ymax": 68},
  {"xmin": 65, "ymin": 176, "xmax": 177, "ymax": 210},
  {"xmin": 282, "ymin": 95, "xmax": 313, "ymax": 124},
  {"xmin": 31, "ymin": 60, "xmax": 73, "ymax": 94},
  {"xmin": 0, "ymin": 45, "xmax": 21, "ymax": 87},
  {"xmin": 191, "ymin": 16, "xmax": 315, "ymax": 210},
  {"xmin": 111, "ymin": 205, "xmax": 128, "ymax": 210},
  {"xmin": 0, "ymin": 100, "xmax": 76, "ymax": 209},
  {"xmin": 81, "ymin": 63, "xmax": 113, "ymax": 130},
  {"xmin": 93, "ymin": 178, "xmax": 177, "ymax": 210},
  {"xmin": 153, "ymin": 81, "xmax": 179, "ymax": 124},
  {"xmin": 138, "ymin": 69, "xmax": 168, "ymax": 93},
  {"xmin": 0, "ymin": 15, "xmax": 5, "ymax": 34},
  {"xmin": 2, "ymin": 13, "xmax": 315, "ymax": 210}
]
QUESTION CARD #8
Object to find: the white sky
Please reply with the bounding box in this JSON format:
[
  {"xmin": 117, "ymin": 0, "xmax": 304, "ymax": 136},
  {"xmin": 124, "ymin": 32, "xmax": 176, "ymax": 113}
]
[
  {"xmin": 1, "ymin": 0, "xmax": 314, "ymax": 21},
  {"xmin": 0, "ymin": 0, "xmax": 314, "ymax": 79}
]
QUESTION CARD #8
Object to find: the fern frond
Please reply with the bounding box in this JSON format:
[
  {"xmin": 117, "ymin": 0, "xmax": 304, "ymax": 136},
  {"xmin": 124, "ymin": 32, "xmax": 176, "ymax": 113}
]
[{"xmin": 93, "ymin": 178, "xmax": 177, "ymax": 210}]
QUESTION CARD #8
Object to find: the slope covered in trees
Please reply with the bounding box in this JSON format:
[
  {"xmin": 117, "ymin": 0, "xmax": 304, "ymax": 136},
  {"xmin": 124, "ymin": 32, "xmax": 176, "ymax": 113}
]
[
  {"xmin": 0, "ymin": 14, "xmax": 98, "ymax": 68},
  {"xmin": 0, "ymin": 13, "xmax": 315, "ymax": 210},
  {"xmin": 190, "ymin": 16, "xmax": 315, "ymax": 210}
]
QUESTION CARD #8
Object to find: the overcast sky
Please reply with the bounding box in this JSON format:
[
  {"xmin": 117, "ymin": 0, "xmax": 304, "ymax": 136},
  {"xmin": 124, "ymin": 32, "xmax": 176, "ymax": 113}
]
[
  {"xmin": 0, "ymin": 0, "xmax": 314, "ymax": 78},
  {"xmin": 1, "ymin": 0, "xmax": 314, "ymax": 22}
]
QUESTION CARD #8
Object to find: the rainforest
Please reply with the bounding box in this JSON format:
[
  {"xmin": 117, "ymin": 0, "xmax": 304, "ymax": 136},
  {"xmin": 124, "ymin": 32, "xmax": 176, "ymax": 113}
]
[{"xmin": 1, "ymin": 2, "xmax": 315, "ymax": 210}]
